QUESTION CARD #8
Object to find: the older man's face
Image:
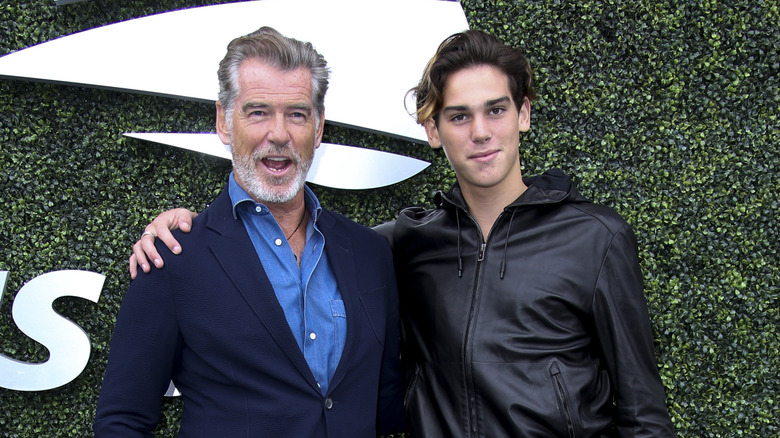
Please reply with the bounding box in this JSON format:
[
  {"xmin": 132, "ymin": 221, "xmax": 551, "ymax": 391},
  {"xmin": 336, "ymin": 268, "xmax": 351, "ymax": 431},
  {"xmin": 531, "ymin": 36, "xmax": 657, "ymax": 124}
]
[{"xmin": 217, "ymin": 58, "xmax": 323, "ymax": 204}]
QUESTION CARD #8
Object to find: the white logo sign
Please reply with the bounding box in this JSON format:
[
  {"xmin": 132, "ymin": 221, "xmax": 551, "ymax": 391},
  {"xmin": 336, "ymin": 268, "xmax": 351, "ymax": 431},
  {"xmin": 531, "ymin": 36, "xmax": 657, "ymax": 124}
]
[{"xmin": 0, "ymin": 270, "xmax": 105, "ymax": 391}]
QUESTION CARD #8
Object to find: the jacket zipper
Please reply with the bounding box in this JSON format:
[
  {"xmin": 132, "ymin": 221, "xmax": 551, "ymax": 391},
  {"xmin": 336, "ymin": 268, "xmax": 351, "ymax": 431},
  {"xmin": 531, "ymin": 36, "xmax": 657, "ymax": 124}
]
[
  {"xmin": 551, "ymin": 365, "xmax": 576, "ymax": 438},
  {"xmin": 463, "ymin": 210, "xmax": 488, "ymax": 437},
  {"xmin": 477, "ymin": 242, "xmax": 486, "ymax": 262},
  {"xmin": 462, "ymin": 207, "xmax": 515, "ymax": 437}
]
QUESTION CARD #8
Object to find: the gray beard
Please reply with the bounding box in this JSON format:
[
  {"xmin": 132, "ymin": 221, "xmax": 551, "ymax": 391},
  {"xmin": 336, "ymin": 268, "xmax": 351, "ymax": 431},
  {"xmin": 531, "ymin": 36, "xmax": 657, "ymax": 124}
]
[{"xmin": 231, "ymin": 145, "xmax": 312, "ymax": 204}]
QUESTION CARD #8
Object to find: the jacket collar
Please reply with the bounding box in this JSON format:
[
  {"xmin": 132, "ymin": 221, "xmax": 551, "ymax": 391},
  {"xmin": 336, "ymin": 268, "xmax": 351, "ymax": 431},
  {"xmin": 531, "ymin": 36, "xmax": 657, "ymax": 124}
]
[{"xmin": 435, "ymin": 168, "xmax": 587, "ymax": 212}]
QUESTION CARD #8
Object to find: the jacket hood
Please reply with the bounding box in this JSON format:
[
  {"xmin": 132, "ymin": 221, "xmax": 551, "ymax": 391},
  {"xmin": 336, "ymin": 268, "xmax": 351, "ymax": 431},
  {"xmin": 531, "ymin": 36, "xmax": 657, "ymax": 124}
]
[{"xmin": 434, "ymin": 168, "xmax": 588, "ymax": 212}]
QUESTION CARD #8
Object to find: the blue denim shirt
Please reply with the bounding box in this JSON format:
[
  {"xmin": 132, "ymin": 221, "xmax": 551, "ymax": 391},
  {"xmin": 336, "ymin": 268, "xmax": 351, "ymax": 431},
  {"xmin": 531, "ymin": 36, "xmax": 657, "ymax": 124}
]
[{"xmin": 228, "ymin": 173, "xmax": 346, "ymax": 394}]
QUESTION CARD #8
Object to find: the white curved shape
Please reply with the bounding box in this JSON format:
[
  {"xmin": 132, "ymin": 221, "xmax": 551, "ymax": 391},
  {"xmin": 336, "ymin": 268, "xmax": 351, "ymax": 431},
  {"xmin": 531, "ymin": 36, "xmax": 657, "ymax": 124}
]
[
  {"xmin": 123, "ymin": 132, "xmax": 430, "ymax": 190},
  {"xmin": 0, "ymin": 270, "xmax": 105, "ymax": 391},
  {"xmin": 0, "ymin": 0, "xmax": 468, "ymax": 143},
  {"xmin": 306, "ymin": 142, "xmax": 430, "ymax": 190},
  {"xmin": 124, "ymin": 132, "xmax": 232, "ymax": 160}
]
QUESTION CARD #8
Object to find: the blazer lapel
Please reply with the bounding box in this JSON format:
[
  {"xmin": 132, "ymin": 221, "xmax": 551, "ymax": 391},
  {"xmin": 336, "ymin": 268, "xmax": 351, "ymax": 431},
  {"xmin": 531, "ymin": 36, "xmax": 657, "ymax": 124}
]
[
  {"xmin": 205, "ymin": 190, "xmax": 318, "ymax": 389},
  {"xmin": 317, "ymin": 212, "xmax": 361, "ymax": 392}
]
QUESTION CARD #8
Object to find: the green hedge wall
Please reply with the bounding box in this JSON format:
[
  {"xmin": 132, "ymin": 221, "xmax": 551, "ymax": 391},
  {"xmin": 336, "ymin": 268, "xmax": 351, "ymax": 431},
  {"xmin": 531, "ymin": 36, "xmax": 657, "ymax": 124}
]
[{"xmin": 1, "ymin": 0, "xmax": 777, "ymax": 436}]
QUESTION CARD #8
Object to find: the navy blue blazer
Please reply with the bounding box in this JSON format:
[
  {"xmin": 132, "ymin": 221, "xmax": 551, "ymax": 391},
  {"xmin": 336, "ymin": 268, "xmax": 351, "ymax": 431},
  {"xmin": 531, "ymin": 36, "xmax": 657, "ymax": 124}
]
[{"xmin": 94, "ymin": 188, "xmax": 404, "ymax": 437}]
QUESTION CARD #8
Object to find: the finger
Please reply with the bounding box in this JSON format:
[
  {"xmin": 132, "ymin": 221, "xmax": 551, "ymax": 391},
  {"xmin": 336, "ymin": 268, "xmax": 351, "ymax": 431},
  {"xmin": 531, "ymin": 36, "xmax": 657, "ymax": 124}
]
[
  {"xmin": 131, "ymin": 240, "xmax": 152, "ymax": 274},
  {"xmin": 139, "ymin": 232, "xmax": 164, "ymax": 268},
  {"xmin": 129, "ymin": 254, "xmax": 138, "ymax": 280},
  {"xmin": 155, "ymin": 225, "xmax": 182, "ymax": 255},
  {"xmin": 171, "ymin": 208, "xmax": 195, "ymax": 233}
]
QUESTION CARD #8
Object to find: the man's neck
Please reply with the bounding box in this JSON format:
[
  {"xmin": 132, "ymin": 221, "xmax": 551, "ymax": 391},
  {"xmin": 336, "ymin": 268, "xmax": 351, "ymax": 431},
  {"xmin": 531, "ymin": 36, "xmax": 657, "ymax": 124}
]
[
  {"xmin": 265, "ymin": 193, "xmax": 307, "ymax": 228},
  {"xmin": 460, "ymin": 177, "xmax": 527, "ymax": 242},
  {"xmin": 265, "ymin": 192, "xmax": 308, "ymax": 267}
]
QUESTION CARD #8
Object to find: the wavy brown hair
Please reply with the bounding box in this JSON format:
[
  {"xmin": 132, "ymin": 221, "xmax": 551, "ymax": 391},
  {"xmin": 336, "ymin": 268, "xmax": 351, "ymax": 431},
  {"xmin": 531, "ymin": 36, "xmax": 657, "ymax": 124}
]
[{"xmin": 410, "ymin": 30, "xmax": 537, "ymax": 125}]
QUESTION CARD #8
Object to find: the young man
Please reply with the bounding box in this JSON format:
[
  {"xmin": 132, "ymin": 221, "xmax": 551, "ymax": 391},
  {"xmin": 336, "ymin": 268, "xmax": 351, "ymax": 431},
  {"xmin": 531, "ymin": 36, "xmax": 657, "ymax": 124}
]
[
  {"xmin": 383, "ymin": 30, "xmax": 675, "ymax": 437},
  {"xmin": 95, "ymin": 27, "xmax": 403, "ymax": 437},
  {"xmin": 131, "ymin": 30, "xmax": 674, "ymax": 437}
]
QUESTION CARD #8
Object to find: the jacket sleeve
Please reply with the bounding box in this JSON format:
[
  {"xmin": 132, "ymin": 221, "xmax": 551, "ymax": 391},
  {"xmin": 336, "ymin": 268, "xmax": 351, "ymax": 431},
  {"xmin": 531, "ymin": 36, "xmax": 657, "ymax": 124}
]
[
  {"xmin": 592, "ymin": 225, "xmax": 675, "ymax": 437},
  {"xmin": 93, "ymin": 259, "xmax": 180, "ymax": 437},
  {"xmin": 372, "ymin": 232, "xmax": 406, "ymax": 436}
]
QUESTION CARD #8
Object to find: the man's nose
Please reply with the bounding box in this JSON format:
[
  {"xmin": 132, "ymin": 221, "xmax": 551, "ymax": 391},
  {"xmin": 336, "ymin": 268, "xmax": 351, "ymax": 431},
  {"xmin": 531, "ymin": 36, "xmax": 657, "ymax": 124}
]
[
  {"xmin": 267, "ymin": 113, "xmax": 291, "ymax": 145},
  {"xmin": 471, "ymin": 115, "xmax": 491, "ymax": 143}
]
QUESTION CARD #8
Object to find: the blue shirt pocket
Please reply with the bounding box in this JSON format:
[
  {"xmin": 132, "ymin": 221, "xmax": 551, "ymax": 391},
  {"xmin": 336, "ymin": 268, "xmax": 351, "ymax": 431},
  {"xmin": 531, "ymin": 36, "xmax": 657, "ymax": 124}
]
[
  {"xmin": 330, "ymin": 299, "xmax": 347, "ymax": 318},
  {"xmin": 330, "ymin": 299, "xmax": 347, "ymax": 375}
]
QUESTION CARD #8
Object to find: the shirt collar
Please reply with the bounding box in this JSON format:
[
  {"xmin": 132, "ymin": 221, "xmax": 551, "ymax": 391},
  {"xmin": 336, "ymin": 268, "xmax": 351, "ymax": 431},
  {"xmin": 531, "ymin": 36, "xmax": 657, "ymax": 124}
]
[{"xmin": 227, "ymin": 171, "xmax": 322, "ymax": 222}]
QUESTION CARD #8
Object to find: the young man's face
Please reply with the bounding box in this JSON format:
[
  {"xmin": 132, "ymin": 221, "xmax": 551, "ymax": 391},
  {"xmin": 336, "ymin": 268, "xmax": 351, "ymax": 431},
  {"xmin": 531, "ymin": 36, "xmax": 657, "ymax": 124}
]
[
  {"xmin": 217, "ymin": 58, "xmax": 323, "ymax": 204},
  {"xmin": 424, "ymin": 65, "xmax": 530, "ymax": 195}
]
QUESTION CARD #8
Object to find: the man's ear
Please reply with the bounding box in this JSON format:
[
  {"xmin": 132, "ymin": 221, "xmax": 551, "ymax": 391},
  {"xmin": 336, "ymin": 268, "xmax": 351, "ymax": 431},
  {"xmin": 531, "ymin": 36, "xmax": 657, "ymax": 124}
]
[
  {"xmin": 518, "ymin": 97, "xmax": 531, "ymax": 133},
  {"xmin": 314, "ymin": 111, "xmax": 325, "ymax": 149},
  {"xmin": 216, "ymin": 101, "xmax": 231, "ymax": 145},
  {"xmin": 424, "ymin": 118, "xmax": 442, "ymax": 149}
]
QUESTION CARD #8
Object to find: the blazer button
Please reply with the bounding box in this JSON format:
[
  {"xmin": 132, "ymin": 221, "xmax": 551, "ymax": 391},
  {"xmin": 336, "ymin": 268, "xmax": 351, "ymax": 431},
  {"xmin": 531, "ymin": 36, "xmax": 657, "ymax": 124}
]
[{"xmin": 324, "ymin": 398, "xmax": 333, "ymax": 410}]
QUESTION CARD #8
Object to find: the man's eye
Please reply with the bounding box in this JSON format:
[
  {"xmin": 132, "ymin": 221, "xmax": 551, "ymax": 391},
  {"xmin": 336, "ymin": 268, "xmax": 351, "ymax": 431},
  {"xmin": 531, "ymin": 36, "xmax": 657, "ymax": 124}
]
[
  {"xmin": 450, "ymin": 114, "xmax": 467, "ymax": 122},
  {"xmin": 489, "ymin": 107, "xmax": 506, "ymax": 115},
  {"xmin": 288, "ymin": 112, "xmax": 308, "ymax": 124},
  {"xmin": 249, "ymin": 110, "xmax": 266, "ymax": 117}
]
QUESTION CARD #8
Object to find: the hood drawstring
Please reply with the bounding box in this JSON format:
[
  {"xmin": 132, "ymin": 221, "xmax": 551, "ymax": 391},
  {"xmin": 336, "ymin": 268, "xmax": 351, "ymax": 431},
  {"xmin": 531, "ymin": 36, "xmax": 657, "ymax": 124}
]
[
  {"xmin": 456, "ymin": 209, "xmax": 463, "ymax": 278},
  {"xmin": 499, "ymin": 209, "xmax": 517, "ymax": 279}
]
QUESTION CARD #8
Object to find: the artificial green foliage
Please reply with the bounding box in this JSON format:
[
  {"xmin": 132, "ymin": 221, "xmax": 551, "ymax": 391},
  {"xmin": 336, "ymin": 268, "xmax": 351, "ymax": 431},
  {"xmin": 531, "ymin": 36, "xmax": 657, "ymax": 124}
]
[{"xmin": 0, "ymin": 0, "xmax": 777, "ymax": 436}]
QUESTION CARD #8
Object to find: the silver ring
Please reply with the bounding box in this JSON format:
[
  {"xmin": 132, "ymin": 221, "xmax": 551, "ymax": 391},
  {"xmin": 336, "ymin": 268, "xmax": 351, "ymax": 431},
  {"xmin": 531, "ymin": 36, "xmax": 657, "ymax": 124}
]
[{"xmin": 141, "ymin": 230, "xmax": 156, "ymax": 239}]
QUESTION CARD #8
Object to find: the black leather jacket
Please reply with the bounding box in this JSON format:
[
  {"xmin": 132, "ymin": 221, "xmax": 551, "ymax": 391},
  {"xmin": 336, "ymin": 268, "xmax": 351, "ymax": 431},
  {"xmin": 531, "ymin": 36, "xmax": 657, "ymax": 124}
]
[{"xmin": 380, "ymin": 169, "xmax": 674, "ymax": 437}]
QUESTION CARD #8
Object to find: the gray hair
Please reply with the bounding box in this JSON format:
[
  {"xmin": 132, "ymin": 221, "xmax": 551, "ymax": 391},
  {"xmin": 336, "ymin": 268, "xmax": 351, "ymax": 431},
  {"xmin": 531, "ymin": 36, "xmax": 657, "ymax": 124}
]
[{"xmin": 217, "ymin": 26, "xmax": 329, "ymax": 127}]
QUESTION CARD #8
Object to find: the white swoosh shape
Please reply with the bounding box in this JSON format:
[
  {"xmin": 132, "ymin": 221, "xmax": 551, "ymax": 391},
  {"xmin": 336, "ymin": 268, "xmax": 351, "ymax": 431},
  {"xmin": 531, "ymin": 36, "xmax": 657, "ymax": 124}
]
[
  {"xmin": 0, "ymin": 0, "xmax": 468, "ymax": 143},
  {"xmin": 123, "ymin": 132, "xmax": 430, "ymax": 190}
]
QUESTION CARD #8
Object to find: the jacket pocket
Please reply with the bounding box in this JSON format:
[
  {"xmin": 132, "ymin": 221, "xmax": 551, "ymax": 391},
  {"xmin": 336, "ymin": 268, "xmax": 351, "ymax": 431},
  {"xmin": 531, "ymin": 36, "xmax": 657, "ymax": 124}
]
[{"xmin": 550, "ymin": 361, "xmax": 581, "ymax": 438}]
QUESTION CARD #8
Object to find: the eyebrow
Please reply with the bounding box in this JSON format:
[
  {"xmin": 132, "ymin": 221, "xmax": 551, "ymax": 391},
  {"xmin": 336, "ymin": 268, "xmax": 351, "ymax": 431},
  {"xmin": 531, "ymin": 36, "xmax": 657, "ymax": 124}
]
[
  {"xmin": 442, "ymin": 96, "xmax": 512, "ymax": 113},
  {"xmin": 286, "ymin": 102, "xmax": 314, "ymax": 114},
  {"xmin": 241, "ymin": 101, "xmax": 313, "ymax": 114},
  {"xmin": 241, "ymin": 101, "xmax": 269, "ymax": 113},
  {"xmin": 486, "ymin": 96, "xmax": 512, "ymax": 107}
]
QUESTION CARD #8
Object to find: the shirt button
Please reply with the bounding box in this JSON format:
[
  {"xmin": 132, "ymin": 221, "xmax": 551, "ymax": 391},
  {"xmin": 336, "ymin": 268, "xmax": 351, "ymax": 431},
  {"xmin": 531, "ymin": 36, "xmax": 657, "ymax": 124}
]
[
  {"xmin": 274, "ymin": 238, "xmax": 282, "ymax": 246},
  {"xmin": 324, "ymin": 398, "xmax": 333, "ymax": 410},
  {"xmin": 255, "ymin": 206, "xmax": 262, "ymax": 213},
  {"xmin": 309, "ymin": 332, "xmax": 316, "ymax": 340}
]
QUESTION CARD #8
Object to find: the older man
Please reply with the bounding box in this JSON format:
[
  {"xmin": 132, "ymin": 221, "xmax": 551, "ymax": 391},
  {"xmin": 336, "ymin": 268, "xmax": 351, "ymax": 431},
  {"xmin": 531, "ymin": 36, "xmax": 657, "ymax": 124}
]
[{"xmin": 94, "ymin": 27, "xmax": 403, "ymax": 437}]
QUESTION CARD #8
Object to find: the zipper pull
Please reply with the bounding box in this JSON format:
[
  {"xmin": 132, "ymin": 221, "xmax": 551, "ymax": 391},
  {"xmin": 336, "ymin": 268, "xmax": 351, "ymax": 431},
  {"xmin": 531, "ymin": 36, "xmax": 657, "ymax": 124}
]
[{"xmin": 477, "ymin": 243, "xmax": 486, "ymax": 262}]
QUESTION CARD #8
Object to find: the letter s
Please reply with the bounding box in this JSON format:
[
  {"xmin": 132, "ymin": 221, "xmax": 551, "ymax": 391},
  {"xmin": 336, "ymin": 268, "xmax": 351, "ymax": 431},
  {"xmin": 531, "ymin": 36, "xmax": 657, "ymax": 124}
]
[{"xmin": 0, "ymin": 270, "xmax": 105, "ymax": 391}]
